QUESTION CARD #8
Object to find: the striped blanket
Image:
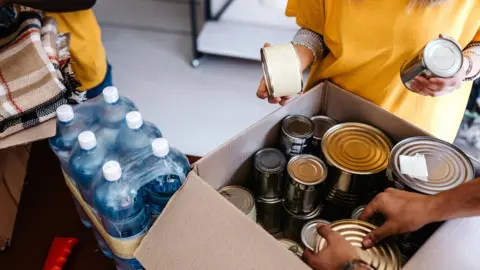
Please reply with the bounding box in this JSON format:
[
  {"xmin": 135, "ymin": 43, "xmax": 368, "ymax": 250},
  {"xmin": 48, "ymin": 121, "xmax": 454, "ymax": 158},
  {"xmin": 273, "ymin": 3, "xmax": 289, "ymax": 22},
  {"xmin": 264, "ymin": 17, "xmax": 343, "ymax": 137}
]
[{"xmin": 0, "ymin": 11, "xmax": 78, "ymax": 138}]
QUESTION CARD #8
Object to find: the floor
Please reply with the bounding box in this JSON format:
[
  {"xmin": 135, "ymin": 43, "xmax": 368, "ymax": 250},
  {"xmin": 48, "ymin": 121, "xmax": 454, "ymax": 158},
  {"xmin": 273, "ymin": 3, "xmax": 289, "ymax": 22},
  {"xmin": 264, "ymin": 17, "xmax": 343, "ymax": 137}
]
[{"xmin": 94, "ymin": 0, "xmax": 279, "ymax": 157}]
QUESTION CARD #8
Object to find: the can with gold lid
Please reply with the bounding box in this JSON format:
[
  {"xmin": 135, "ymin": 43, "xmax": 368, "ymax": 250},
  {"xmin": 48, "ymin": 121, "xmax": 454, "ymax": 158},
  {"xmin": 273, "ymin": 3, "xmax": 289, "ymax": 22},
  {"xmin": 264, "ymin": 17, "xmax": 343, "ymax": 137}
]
[
  {"xmin": 280, "ymin": 115, "xmax": 315, "ymax": 157},
  {"xmin": 284, "ymin": 154, "xmax": 328, "ymax": 214},
  {"xmin": 388, "ymin": 136, "xmax": 474, "ymax": 195},
  {"xmin": 219, "ymin": 185, "xmax": 257, "ymax": 221},
  {"xmin": 300, "ymin": 219, "xmax": 330, "ymax": 251},
  {"xmin": 315, "ymin": 219, "xmax": 402, "ymax": 270},
  {"xmin": 322, "ymin": 123, "xmax": 393, "ymax": 208},
  {"xmin": 279, "ymin": 238, "xmax": 304, "ymax": 258},
  {"xmin": 283, "ymin": 203, "xmax": 323, "ymax": 244},
  {"xmin": 310, "ymin": 115, "xmax": 337, "ymax": 158}
]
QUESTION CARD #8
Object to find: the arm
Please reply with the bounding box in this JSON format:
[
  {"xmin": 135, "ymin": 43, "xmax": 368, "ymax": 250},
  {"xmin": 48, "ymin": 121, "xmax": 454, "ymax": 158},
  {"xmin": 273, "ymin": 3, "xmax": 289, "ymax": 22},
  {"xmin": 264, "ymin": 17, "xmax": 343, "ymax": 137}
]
[{"xmin": 2, "ymin": 0, "xmax": 96, "ymax": 12}]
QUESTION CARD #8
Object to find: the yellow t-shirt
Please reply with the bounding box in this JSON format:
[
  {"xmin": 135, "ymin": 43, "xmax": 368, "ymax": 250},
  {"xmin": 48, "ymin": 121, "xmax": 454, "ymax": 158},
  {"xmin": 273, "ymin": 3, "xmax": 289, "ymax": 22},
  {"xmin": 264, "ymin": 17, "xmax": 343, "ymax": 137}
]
[
  {"xmin": 287, "ymin": 0, "xmax": 480, "ymax": 142},
  {"xmin": 46, "ymin": 10, "xmax": 107, "ymax": 91}
]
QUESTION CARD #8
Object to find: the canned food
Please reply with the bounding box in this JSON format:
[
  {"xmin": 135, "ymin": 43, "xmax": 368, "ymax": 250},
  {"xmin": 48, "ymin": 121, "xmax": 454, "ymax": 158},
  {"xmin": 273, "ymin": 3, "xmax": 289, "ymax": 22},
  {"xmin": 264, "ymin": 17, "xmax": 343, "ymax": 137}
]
[
  {"xmin": 219, "ymin": 186, "xmax": 257, "ymax": 221},
  {"xmin": 322, "ymin": 123, "xmax": 392, "ymax": 207},
  {"xmin": 261, "ymin": 43, "xmax": 303, "ymax": 98},
  {"xmin": 400, "ymin": 37, "xmax": 463, "ymax": 91},
  {"xmin": 316, "ymin": 219, "xmax": 402, "ymax": 270},
  {"xmin": 256, "ymin": 197, "xmax": 283, "ymax": 234},
  {"xmin": 283, "ymin": 203, "xmax": 322, "ymax": 243},
  {"xmin": 351, "ymin": 205, "xmax": 385, "ymax": 227},
  {"xmin": 281, "ymin": 115, "xmax": 315, "ymax": 157},
  {"xmin": 388, "ymin": 136, "xmax": 474, "ymax": 195},
  {"xmin": 279, "ymin": 239, "xmax": 304, "ymax": 258},
  {"xmin": 253, "ymin": 148, "xmax": 286, "ymax": 198},
  {"xmin": 310, "ymin": 116, "xmax": 337, "ymax": 157},
  {"xmin": 300, "ymin": 219, "xmax": 330, "ymax": 250},
  {"xmin": 285, "ymin": 154, "xmax": 328, "ymax": 214}
]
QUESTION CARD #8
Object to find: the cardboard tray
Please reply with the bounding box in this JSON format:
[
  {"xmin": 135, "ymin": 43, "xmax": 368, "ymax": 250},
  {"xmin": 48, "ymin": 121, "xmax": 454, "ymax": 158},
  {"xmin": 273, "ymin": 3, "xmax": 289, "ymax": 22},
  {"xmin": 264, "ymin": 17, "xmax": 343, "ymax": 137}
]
[{"xmin": 130, "ymin": 81, "xmax": 480, "ymax": 269}]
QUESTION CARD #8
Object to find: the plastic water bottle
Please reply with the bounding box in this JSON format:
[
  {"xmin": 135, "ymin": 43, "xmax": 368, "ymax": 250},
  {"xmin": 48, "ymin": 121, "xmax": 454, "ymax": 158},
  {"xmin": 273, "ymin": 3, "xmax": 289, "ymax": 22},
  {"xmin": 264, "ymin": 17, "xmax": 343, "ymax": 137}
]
[
  {"xmin": 96, "ymin": 87, "xmax": 137, "ymax": 150},
  {"xmin": 145, "ymin": 138, "xmax": 190, "ymax": 219},
  {"xmin": 94, "ymin": 161, "xmax": 149, "ymax": 270},
  {"xmin": 117, "ymin": 111, "xmax": 162, "ymax": 154}
]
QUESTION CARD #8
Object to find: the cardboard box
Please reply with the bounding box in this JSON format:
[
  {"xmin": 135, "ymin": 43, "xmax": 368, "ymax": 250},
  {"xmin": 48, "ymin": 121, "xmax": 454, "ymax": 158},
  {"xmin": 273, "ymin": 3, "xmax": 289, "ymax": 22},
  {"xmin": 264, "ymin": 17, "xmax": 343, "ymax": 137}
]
[
  {"xmin": 0, "ymin": 120, "xmax": 55, "ymax": 250},
  {"xmin": 134, "ymin": 81, "xmax": 480, "ymax": 269}
]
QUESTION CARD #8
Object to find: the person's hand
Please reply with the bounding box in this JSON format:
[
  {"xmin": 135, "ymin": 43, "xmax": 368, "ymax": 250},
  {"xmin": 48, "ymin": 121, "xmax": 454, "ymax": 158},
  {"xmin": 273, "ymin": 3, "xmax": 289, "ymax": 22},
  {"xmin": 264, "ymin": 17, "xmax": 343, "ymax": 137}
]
[
  {"xmin": 359, "ymin": 188, "xmax": 434, "ymax": 248},
  {"xmin": 410, "ymin": 34, "xmax": 468, "ymax": 97},
  {"xmin": 256, "ymin": 43, "xmax": 294, "ymax": 106},
  {"xmin": 303, "ymin": 224, "xmax": 359, "ymax": 270}
]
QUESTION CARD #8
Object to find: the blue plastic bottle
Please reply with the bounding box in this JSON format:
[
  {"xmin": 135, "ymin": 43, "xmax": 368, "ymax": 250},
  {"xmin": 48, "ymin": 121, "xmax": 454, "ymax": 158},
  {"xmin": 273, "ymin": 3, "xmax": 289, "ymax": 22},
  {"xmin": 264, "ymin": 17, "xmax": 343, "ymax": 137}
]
[
  {"xmin": 94, "ymin": 161, "xmax": 149, "ymax": 270},
  {"xmin": 117, "ymin": 111, "xmax": 162, "ymax": 154},
  {"xmin": 145, "ymin": 138, "xmax": 190, "ymax": 219},
  {"xmin": 96, "ymin": 87, "xmax": 137, "ymax": 150}
]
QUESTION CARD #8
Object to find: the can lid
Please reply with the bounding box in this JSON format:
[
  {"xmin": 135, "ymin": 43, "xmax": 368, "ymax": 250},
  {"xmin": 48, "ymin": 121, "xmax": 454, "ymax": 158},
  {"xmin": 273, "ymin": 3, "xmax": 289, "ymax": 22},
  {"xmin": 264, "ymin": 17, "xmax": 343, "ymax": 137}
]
[
  {"xmin": 279, "ymin": 239, "xmax": 304, "ymax": 258},
  {"xmin": 311, "ymin": 115, "xmax": 337, "ymax": 140},
  {"xmin": 390, "ymin": 136, "xmax": 474, "ymax": 195},
  {"xmin": 301, "ymin": 219, "xmax": 331, "ymax": 251},
  {"xmin": 424, "ymin": 38, "xmax": 463, "ymax": 78},
  {"xmin": 283, "ymin": 202, "xmax": 323, "ymax": 220},
  {"xmin": 322, "ymin": 123, "xmax": 392, "ymax": 174},
  {"xmin": 316, "ymin": 219, "xmax": 401, "ymax": 270},
  {"xmin": 351, "ymin": 205, "xmax": 365, "ymax": 220},
  {"xmin": 282, "ymin": 115, "xmax": 315, "ymax": 139},
  {"xmin": 254, "ymin": 148, "xmax": 286, "ymax": 173},
  {"xmin": 287, "ymin": 154, "xmax": 328, "ymax": 185},
  {"xmin": 219, "ymin": 186, "xmax": 255, "ymax": 215}
]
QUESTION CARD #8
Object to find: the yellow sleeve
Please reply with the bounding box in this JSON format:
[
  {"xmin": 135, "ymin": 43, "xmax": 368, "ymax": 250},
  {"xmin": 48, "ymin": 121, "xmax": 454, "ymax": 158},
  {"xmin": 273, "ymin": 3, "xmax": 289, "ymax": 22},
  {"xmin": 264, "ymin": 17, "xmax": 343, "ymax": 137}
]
[
  {"xmin": 472, "ymin": 28, "xmax": 480, "ymax": 42},
  {"xmin": 286, "ymin": 0, "xmax": 325, "ymax": 35}
]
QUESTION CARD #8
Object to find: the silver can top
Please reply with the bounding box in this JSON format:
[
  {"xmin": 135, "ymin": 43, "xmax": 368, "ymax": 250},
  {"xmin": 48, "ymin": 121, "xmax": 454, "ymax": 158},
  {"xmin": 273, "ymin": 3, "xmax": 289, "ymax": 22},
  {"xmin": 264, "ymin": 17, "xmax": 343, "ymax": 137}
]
[
  {"xmin": 218, "ymin": 185, "xmax": 255, "ymax": 215},
  {"xmin": 311, "ymin": 115, "xmax": 337, "ymax": 140},
  {"xmin": 287, "ymin": 154, "xmax": 328, "ymax": 186},
  {"xmin": 390, "ymin": 136, "xmax": 474, "ymax": 195},
  {"xmin": 282, "ymin": 115, "xmax": 315, "ymax": 139},
  {"xmin": 424, "ymin": 37, "xmax": 463, "ymax": 78},
  {"xmin": 254, "ymin": 148, "xmax": 286, "ymax": 173},
  {"xmin": 301, "ymin": 219, "xmax": 331, "ymax": 251}
]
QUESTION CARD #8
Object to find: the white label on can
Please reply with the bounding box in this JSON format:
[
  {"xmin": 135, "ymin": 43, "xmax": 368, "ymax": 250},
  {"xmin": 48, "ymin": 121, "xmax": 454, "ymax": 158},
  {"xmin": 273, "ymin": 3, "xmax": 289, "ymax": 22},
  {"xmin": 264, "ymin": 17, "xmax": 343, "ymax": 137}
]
[{"xmin": 399, "ymin": 154, "xmax": 429, "ymax": 182}]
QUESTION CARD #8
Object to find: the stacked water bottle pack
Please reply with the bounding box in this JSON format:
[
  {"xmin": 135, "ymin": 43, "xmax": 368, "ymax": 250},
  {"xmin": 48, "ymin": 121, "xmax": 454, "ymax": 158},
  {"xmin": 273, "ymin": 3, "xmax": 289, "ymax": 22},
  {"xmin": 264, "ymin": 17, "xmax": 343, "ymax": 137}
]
[{"xmin": 49, "ymin": 87, "xmax": 190, "ymax": 270}]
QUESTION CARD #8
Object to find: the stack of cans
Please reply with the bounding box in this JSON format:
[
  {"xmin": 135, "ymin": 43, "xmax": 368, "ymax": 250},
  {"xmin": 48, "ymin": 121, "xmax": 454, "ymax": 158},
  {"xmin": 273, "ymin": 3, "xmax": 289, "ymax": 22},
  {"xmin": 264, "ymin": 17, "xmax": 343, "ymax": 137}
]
[
  {"xmin": 321, "ymin": 123, "xmax": 393, "ymax": 219},
  {"xmin": 280, "ymin": 115, "xmax": 315, "ymax": 158},
  {"xmin": 253, "ymin": 148, "xmax": 287, "ymax": 234},
  {"xmin": 387, "ymin": 136, "xmax": 475, "ymax": 260},
  {"xmin": 283, "ymin": 154, "xmax": 328, "ymax": 243}
]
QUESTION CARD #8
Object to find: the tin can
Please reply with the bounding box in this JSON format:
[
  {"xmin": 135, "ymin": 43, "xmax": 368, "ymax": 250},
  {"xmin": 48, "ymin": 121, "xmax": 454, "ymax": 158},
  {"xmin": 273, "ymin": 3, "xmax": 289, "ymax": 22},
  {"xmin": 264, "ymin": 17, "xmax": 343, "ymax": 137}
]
[
  {"xmin": 316, "ymin": 219, "xmax": 402, "ymax": 270},
  {"xmin": 256, "ymin": 197, "xmax": 283, "ymax": 234},
  {"xmin": 388, "ymin": 136, "xmax": 474, "ymax": 195},
  {"xmin": 219, "ymin": 185, "xmax": 257, "ymax": 221},
  {"xmin": 351, "ymin": 205, "xmax": 385, "ymax": 227},
  {"xmin": 400, "ymin": 37, "xmax": 463, "ymax": 91},
  {"xmin": 310, "ymin": 115, "xmax": 337, "ymax": 158},
  {"xmin": 261, "ymin": 43, "xmax": 303, "ymax": 98},
  {"xmin": 300, "ymin": 219, "xmax": 330, "ymax": 250},
  {"xmin": 322, "ymin": 123, "xmax": 392, "ymax": 208},
  {"xmin": 254, "ymin": 148, "xmax": 286, "ymax": 199},
  {"xmin": 281, "ymin": 115, "xmax": 315, "ymax": 157},
  {"xmin": 284, "ymin": 154, "xmax": 328, "ymax": 214},
  {"xmin": 279, "ymin": 239, "xmax": 304, "ymax": 258},
  {"xmin": 283, "ymin": 203, "xmax": 323, "ymax": 243}
]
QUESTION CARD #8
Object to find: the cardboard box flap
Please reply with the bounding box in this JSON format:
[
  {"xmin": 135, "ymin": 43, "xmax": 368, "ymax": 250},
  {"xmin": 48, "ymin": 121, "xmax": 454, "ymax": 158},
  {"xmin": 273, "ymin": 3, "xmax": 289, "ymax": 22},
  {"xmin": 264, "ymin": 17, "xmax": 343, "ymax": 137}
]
[
  {"xmin": 0, "ymin": 119, "xmax": 55, "ymax": 150},
  {"xmin": 135, "ymin": 172, "xmax": 310, "ymax": 270},
  {"xmin": 403, "ymin": 217, "xmax": 480, "ymax": 270},
  {"xmin": 195, "ymin": 83, "xmax": 326, "ymax": 189}
]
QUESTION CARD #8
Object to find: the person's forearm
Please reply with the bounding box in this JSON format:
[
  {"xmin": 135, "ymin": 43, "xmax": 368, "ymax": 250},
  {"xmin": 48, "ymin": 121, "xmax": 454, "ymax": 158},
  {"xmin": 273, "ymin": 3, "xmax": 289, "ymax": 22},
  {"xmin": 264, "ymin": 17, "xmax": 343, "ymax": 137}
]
[
  {"xmin": 463, "ymin": 44, "xmax": 480, "ymax": 81},
  {"xmin": 8, "ymin": 0, "xmax": 96, "ymax": 12},
  {"xmin": 428, "ymin": 177, "xmax": 480, "ymax": 222},
  {"xmin": 292, "ymin": 28, "xmax": 327, "ymax": 72}
]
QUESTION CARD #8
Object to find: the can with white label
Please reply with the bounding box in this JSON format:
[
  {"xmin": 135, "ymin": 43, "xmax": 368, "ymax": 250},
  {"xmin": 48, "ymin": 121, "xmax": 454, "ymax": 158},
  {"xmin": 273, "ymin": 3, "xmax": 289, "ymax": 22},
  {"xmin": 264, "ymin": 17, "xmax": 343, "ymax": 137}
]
[{"xmin": 400, "ymin": 37, "xmax": 463, "ymax": 91}]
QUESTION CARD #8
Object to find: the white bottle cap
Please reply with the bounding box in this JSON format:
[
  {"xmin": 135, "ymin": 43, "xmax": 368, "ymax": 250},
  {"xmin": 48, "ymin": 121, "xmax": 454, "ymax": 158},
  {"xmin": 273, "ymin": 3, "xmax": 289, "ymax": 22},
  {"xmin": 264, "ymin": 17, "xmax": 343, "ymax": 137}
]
[
  {"xmin": 102, "ymin": 160, "xmax": 122, "ymax": 181},
  {"xmin": 103, "ymin": 86, "xmax": 120, "ymax": 104},
  {"xmin": 152, "ymin": 138, "xmax": 170, "ymax": 157},
  {"xmin": 126, "ymin": 111, "xmax": 143, "ymax": 129},
  {"xmin": 56, "ymin": 104, "xmax": 74, "ymax": 122},
  {"xmin": 78, "ymin": 131, "xmax": 97, "ymax": 150}
]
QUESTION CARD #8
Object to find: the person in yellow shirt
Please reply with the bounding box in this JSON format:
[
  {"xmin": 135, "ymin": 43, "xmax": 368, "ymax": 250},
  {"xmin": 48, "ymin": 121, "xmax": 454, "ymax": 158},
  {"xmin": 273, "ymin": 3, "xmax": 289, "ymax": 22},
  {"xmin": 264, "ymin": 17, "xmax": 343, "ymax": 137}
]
[{"xmin": 256, "ymin": 0, "xmax": 480, "ymax": 143}]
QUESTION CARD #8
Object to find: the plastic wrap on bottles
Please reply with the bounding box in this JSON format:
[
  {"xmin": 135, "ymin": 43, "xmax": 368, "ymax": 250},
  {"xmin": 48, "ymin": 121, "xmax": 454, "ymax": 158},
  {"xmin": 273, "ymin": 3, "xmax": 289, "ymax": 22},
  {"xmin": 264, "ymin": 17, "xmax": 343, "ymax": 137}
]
[{"xmin": 117, "ymin": 111, "xmax": 162, "ymax": 155}]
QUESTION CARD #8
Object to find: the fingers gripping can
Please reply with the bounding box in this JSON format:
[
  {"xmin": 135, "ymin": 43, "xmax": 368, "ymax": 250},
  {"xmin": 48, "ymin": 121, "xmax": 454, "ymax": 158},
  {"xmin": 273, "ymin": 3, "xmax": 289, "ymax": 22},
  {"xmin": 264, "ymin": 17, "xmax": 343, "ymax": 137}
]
[{"xmin": 400, "ymin": 37, "xmax": 463, "ymax": 91}]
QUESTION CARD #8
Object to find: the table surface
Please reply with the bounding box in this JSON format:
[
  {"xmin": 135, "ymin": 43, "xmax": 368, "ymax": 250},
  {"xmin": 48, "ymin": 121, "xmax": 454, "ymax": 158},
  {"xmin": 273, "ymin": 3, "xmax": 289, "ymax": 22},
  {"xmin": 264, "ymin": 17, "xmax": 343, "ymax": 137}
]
[{"xmin": 0, "ymin": 140, "xmax": 200, "ymax": 270}]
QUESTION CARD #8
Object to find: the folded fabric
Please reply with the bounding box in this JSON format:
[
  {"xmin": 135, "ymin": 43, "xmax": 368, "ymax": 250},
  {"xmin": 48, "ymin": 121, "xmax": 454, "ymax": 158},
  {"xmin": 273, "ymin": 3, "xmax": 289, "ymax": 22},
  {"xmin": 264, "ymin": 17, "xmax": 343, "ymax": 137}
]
[{"xmin": 0, "ymin": 11, "xmax": 77, "ymax": 138}]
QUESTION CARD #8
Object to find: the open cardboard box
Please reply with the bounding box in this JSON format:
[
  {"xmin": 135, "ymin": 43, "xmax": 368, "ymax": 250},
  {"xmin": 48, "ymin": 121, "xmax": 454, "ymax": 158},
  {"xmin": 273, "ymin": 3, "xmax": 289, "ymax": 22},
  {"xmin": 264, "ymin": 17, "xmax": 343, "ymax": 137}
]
[
  {"xmin": 134, "ymin": 81, "xmax": 480, "ymax": 269},
  {"xmin": 0, "ymin": 120, "xmax": 55, "ymax": 250}
]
